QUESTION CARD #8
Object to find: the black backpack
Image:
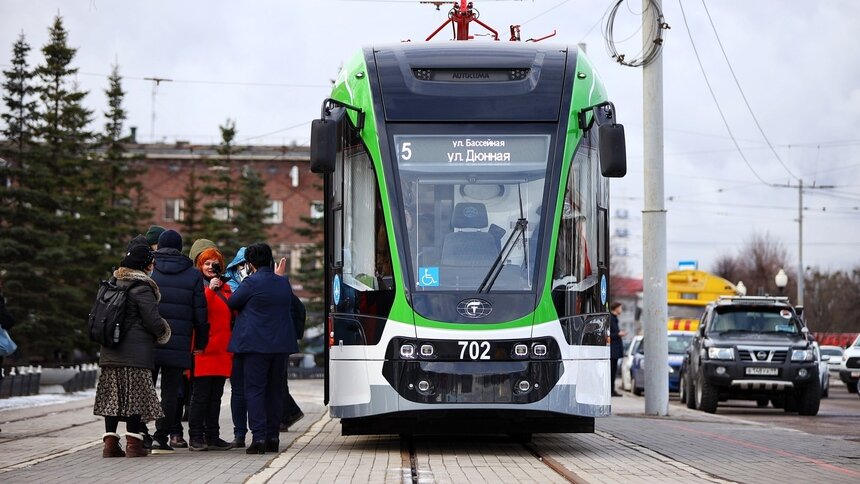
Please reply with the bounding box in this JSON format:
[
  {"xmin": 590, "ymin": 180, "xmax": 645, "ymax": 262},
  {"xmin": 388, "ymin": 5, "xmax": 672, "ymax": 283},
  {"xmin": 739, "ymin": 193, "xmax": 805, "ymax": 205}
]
[{"xmin": 87, "ymin": 278, "xmax": 139, "ymax": 347}]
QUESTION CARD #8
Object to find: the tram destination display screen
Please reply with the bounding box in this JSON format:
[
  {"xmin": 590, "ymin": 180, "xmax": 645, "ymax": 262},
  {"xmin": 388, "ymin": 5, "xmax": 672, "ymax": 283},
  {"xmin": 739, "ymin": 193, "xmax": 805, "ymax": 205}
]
[{"xmin": 394, "ymin": 134, "xmax": 550, "ymax": 170}]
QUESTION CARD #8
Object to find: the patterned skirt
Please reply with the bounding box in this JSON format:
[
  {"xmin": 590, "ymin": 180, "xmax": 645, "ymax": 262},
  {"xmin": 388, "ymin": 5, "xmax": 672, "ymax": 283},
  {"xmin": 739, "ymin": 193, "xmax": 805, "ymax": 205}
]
[{"xmin": 93, "ymin": 366, "xmax": 164, "ymax": 422}]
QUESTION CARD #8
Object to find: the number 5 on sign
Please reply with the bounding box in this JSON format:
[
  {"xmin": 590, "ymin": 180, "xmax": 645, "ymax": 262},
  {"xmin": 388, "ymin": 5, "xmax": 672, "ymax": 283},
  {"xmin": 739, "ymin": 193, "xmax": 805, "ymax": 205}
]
[{"xmin": 400, "ymin": 142, "xmax": 412, "ymax": 160}]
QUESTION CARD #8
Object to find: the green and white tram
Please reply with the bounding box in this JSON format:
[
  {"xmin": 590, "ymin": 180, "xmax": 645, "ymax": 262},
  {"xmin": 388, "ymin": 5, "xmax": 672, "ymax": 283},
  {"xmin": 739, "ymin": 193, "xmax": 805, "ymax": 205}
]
[{"xmin": 310, "ymin": 42, "xmax": 627, "ymax": 436}]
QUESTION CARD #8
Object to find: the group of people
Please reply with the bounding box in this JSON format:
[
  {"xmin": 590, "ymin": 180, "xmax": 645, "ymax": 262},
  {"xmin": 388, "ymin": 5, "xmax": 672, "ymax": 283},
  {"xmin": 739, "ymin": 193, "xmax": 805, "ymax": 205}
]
[{"xmin": 93, "ymin": 225, "xmax": 305, "ymax": 458}]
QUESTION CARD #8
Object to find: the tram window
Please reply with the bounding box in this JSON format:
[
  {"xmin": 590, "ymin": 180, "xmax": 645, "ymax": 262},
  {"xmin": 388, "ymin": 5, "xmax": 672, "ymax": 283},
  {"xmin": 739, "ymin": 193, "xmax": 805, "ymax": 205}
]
[
  {"xmin": 552, "ymin": 131, "xmax": 600, "ymax": 317},
  {"xmin": 331, "ymin": 125, "xmax": 394, "ymax": 293}
]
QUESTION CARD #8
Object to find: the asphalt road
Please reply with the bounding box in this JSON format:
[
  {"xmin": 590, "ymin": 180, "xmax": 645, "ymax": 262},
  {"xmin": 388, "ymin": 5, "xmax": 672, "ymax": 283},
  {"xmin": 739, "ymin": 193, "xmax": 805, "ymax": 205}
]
[{"xmin": 667, "ymin": 378, "xmax": 860, "ymax": 442}]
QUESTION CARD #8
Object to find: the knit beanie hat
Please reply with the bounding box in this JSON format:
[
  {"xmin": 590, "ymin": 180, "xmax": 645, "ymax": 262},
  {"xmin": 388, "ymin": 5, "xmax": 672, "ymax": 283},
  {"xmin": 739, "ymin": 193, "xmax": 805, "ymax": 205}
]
[
  {"xmin": 144, "ymin": 225, "xmax": 167, "ymax": 246},
  {"xmin": 121, "ymin": 236, "xmax": 154, "ymax": 271},
  {"xmin": 158, "ymin": 229, "xmax": 183, "ymax": 251},
  {"xmin": 189, "ymin": 238, "xmax": 217, "ymax": 264}
]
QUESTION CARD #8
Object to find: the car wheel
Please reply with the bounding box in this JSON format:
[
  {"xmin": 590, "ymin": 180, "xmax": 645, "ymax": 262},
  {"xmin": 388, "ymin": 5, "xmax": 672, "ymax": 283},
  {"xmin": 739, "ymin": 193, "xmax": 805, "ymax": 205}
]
[
  {"xmin": 847, "ymin": 381, "xmax": 858, "ymax": 394},
  {"xmin": 632, "ymin": 375, "xmax": 643, "ymax": 396},
  {"xmin": 797, "ymin": 377, "xmax": 821, "ymax": 416},
  {"xmin": 696, "ymin": 372, "xmax": 719, "ymax": 413},
  {"xmin": 686, "ymin": 372, "xmax": 697, "ymax": 410},
  {"xmin": 678, "ymin": 370, "xmax": 687, "ymax": 404},
  {"xmin": 756, "ymin": 397, "xmax": 769, "ymax": 408}
]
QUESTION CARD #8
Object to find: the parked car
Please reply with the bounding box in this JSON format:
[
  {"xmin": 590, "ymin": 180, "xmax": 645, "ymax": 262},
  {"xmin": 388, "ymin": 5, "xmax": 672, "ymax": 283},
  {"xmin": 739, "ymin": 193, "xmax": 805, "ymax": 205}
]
[
  {"xmin": 819, "ymin": 345, "xmax": 844, "ymax": 378},
  {"xmin": 683, "ymin": 296, "xmax": 821, "ymax": 415},
  {"xmin": 630, "ymin": 331, "xmax": 694, "ymax": 396},
  {"xmin": 812, "ymin": 341, "xmax": 830, "ymax": 398},
  {"xmin": 621, "ymin": 335, "xmax": 643, "ymax": 392},
  {"xmin": 838, "ymin": 335, "xmax": 860, "ymax": 394}
]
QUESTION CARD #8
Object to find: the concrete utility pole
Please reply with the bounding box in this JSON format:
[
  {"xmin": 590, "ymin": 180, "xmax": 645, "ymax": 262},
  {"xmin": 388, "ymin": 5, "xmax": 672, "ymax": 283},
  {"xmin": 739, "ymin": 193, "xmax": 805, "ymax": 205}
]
[{"xmin": 642, "ymin": 0, "xmax": 669, "ymax": 416}]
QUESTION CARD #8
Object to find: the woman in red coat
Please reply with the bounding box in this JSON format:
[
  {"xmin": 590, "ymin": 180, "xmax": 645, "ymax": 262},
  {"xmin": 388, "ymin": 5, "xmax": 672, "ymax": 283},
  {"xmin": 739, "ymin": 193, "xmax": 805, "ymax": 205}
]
[{"xmin": 187, "ymin": 246, "xmax": 234, "ymax": 451}]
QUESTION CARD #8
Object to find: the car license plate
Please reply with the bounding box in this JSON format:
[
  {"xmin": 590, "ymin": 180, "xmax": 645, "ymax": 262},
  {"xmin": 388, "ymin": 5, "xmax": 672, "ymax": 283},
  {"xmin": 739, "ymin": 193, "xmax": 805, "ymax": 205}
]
[
  {"xmin": 745, "ymin": 367, "xmax": 778, "ymax": 376},
  {"xmin": 851, "ymin": 371, "xmax": 860, "ymax": 378}
]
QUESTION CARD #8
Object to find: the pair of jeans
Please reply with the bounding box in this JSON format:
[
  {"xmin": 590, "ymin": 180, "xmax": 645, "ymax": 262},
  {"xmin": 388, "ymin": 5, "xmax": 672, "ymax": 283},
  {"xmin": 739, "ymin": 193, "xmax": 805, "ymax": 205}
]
[
  {"xmin": 610, "ymin": 357, "xmax": 621, "ymax": 391},
  {"xmin": 151, "ymin": 365, "xmax": 184, "ymax": 440},
  {"xmin": 243, "ymin": 353, "xmax": 287, "ymax": 443},
  {"xmin": 188, "ymin": 376, "xmax": 226, "ymax": 440},
  {"xmin": 231, "ymin": 355, "xmax": 247, "ymax": 439}
]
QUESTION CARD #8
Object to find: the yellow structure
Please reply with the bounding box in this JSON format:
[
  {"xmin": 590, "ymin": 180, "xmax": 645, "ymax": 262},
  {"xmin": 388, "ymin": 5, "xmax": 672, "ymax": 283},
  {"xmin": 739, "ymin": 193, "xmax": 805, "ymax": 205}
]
[{"xmin": 666, "ymin": 270, "xmax": 739, "ymax": 331}]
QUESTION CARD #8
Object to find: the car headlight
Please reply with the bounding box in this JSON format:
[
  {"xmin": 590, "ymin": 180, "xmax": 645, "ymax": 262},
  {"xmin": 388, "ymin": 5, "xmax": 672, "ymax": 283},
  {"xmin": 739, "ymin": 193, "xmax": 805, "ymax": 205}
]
[
  {"xmin": 708, "ymin": 347, "xmax": 735, "ymax": 360},
  {"xmin": 791, "ymin": 349, "xmax": 815, "ymax": 362}
]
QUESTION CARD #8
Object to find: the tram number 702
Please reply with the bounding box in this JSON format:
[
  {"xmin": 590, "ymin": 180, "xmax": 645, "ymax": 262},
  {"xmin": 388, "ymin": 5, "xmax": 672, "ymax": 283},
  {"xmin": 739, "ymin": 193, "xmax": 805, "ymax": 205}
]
[{"xmin": 458, "ymin": 341, "xmax": 491, "ymax": 360}]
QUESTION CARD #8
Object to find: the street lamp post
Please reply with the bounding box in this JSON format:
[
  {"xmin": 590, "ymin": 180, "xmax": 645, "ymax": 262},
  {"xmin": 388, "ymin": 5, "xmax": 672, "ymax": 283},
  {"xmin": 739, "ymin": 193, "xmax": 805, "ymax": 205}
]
[{"xmin": 775, "ymin": 269, "xmax": 788, "ymax": 296}]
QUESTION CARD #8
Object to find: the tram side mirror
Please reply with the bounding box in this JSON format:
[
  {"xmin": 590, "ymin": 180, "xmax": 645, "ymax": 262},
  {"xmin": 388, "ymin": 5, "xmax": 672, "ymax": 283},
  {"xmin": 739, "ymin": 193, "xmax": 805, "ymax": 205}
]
[
  {"xmin": 311, "ymin": 107, "xmax": 346, "ymax": 173},
  {"xmin": 598, "ymin": 123, "xmax": 627, "ymax": 178},
  {"xmin": 310, "ymin": 118, "xmax": 338, "ymax": 174}
]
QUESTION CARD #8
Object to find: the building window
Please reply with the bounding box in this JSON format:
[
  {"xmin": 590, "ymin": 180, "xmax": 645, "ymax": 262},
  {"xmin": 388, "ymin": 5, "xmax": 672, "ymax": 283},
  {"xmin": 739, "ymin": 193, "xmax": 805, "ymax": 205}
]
[
  {"xmin": 164, "ymin": 199, "xmax": 184, "ymax": 221},
  {"xmin": 264, "ymin": 200, "xmax": 283, "ymax": 224},
  {"xmin": 213, "ymin": 203, "xmax": 232, "ymax": 222},
  {"xmin": 310, "ymin": 201, "xmax": 324, "ymax": 220}
]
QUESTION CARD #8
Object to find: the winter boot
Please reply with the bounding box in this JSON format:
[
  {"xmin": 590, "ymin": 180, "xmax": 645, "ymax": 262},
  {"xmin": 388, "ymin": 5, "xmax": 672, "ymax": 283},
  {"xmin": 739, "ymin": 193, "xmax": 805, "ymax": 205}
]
[
  {"xmin": 125, "ymin": 432, "xmax": 149, "ymax": 458},
  {"xmin": 102, "ymin": 433, "xmax": 125, "ymax": 458}
]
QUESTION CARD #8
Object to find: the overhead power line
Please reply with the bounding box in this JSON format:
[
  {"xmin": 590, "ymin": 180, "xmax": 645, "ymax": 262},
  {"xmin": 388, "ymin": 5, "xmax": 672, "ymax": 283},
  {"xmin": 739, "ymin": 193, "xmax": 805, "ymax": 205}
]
[
  {"xmin": 700, "ymin": 0, "xmax": 799, "ymax": 181},
  {"xmin": 677, "ymin": 0, "xmax": 771, "ymax": 186}
]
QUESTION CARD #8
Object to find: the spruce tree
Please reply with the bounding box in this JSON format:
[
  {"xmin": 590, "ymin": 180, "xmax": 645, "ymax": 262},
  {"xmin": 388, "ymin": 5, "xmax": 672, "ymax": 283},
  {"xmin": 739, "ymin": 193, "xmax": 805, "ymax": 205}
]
[
  {"xmin": 95, "ymin": 64, "xmax": 149, "ymax": 267},
  {"xmin": 232, "ymin": 163, "xmax": 270, "ymax": 253},
  {"xmin": 199, "ymin": 119, "xmax": 240, "ymax": 252},
  {"xmin": 1, "ymin": 33, "xmax": 38, "ymax": 155},
  {"xmin": 181, "ymin": 157, "xmax": 205, "ymax": 250},
  {"xmin": 25, "ymin": 15, "xmax": 97, "ymax": 361},
  {"xmin": 0, "ymin": 32, "xmax": 43, "ymax": 358},
  {"xmin": 293, "ymin": 188, "xmax": 325, "ymax": 336}
]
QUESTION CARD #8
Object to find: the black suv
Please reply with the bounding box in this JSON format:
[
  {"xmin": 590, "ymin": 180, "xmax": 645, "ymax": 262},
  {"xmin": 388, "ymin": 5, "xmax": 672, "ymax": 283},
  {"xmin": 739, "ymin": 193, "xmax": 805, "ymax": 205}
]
[{"xmin": 681, "ymin": 296, "xmax": 820, "ymax": 415}]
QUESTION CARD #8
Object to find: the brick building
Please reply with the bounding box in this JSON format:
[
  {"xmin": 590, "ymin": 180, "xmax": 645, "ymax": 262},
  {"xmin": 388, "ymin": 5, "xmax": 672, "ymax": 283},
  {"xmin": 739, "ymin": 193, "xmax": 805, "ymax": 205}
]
[{"xmin": 131, "ymin": 142, "xmax": 319, "ymax": 280}]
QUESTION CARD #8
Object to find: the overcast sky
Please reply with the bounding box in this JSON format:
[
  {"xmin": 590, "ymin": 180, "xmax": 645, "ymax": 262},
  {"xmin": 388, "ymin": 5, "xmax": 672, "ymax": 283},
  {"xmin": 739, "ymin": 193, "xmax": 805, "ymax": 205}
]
[{"xmin": 2, "ymin": 0, "xmax": 859, "ymax": 279}]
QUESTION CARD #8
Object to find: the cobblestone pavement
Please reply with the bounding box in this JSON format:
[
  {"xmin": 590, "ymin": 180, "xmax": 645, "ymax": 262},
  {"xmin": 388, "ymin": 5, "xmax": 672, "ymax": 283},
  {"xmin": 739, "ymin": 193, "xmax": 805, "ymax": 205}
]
[{"xmin": 2, "ymin": 379, "xmax": 860, "ymax": 483}]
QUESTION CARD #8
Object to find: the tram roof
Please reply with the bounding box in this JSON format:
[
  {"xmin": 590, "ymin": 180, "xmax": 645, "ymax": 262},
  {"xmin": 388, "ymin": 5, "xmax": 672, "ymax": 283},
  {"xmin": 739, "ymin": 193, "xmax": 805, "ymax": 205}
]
[{"xmin": 367, "ymin": 43, "xmax": 580, "ymax": 122}]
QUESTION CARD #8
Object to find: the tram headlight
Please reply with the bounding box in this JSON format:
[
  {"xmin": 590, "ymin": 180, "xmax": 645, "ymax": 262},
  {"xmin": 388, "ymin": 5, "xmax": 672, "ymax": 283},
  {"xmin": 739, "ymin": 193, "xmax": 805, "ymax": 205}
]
[
  {"xmin": 419, "ymin": 344, "xmax": 435, "ymax": 357},
  {"xmin": 400, "ymin": 344, "xmax": 416, "ymax": 359},
  {"xmin": 532, "ymin": 344, "xmax": 548, "ymax": 357},
  {"xmin": 417, "ymin": 380, "xmax": 431, "ymax": 392},
  {"xmin": 517, "ymin": 380, "xmax": 531, "ymax": 393},
  {"xmin": 513, "ymin": 344, "xmax": 529, "ymax": 358}
]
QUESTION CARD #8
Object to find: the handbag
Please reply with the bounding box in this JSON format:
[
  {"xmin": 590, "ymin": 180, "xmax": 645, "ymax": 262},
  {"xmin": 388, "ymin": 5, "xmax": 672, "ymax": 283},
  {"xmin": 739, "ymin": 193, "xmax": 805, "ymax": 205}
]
[{"xmin": 0, "ymin": 327, "xmax": 17, "ymax": 357}]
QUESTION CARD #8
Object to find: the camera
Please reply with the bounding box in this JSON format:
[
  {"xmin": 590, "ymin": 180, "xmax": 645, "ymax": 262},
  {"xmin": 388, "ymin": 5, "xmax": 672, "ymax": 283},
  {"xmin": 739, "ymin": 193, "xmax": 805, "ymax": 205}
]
[{"xmin": 211, "ymin": 262, "xmax": 231, "ymax": 283}]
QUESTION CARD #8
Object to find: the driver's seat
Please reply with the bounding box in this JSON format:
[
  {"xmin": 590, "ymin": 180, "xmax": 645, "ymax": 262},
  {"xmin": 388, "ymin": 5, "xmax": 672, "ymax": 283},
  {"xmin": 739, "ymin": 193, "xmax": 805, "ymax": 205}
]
[{"xmin": 441, "ymin": 203, "xmax": 498, "ymax": 267}]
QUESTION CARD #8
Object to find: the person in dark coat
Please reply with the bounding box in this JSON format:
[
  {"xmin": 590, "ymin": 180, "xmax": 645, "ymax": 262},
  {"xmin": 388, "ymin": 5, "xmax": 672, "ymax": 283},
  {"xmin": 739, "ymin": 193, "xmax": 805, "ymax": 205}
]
[
  {"xmin": 227, "ymin": 243, "xmax": 298, "ymax": 454},
  {"xmin": 149, "ymin": 229, "xmax": 209, "ymax": 453},
  {"xmin": 93, "ymin": 237, "xmax": 171, "ymax": 458},
  {"xmin": 609, "ymin": 301, "xmax": 627, "ymax": 397}
]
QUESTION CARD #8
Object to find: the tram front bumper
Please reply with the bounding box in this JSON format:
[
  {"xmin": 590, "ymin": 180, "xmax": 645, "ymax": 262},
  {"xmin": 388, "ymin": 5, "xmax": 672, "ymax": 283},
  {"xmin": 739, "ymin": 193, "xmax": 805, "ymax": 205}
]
[{"xmin": 382, "ymin": 360, "xmax": 563, "ymax": 404}]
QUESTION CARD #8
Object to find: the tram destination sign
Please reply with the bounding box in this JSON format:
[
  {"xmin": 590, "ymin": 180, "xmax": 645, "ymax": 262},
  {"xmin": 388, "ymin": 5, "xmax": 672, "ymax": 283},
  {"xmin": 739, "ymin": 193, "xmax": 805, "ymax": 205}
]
[{"xmin": 394, "ymin": 134, "xmax": 550, "ymax": 169}]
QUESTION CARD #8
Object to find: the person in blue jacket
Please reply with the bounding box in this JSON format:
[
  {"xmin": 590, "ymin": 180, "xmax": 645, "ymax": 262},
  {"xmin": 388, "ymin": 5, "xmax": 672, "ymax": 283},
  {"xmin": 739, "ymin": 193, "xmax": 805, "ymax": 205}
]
[
  {"xmin": 224, "ymin": 246, "xmax": 248, "ymax": 291},
  {"xmin": 149, "ymin": 229, "xmax": 209, "ymax": 453},
  {"xmin": 227, "ymin": 243, "xmax": 298, "ymax": 454}
]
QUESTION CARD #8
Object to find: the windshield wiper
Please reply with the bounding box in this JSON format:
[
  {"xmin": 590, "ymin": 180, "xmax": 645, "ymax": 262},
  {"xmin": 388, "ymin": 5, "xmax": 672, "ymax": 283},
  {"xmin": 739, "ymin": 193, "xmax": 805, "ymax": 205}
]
[
  {"xmin": 478, "ymin": 184, "xmax": 529, "ymax": 293},
  {"xmin": 718, "ymin": 329, "xmax": 752, "ymax": 335}
]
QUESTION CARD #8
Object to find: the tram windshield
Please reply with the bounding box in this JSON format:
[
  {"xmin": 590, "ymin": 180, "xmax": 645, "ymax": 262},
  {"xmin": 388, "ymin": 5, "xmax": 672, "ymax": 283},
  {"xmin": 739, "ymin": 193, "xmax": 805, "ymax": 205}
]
[{"xmin": 394, "ymin": 133, "xmax": 551, "ymax": 292}]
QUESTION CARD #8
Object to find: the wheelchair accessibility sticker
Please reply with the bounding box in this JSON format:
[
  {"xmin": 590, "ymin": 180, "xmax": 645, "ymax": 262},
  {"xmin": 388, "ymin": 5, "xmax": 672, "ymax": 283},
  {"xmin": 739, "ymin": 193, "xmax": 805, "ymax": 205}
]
[{"xmin": 417, "ymin": 267, "xmax": 440, "ymax": 287}]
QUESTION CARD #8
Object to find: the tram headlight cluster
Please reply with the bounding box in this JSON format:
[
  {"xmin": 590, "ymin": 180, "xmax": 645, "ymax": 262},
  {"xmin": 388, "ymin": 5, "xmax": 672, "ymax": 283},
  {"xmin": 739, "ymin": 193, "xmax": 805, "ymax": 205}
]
[
  {"xmin": 398, "ymin": 341, "xmax": 437, "ymax": 360},
  {"xmin": 400, "ymin": 344, "xmax": 416, "ymax": 359},
  {"xmin": 511, "ymin": 342, "xmax": 549, "ymax": 359}
]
